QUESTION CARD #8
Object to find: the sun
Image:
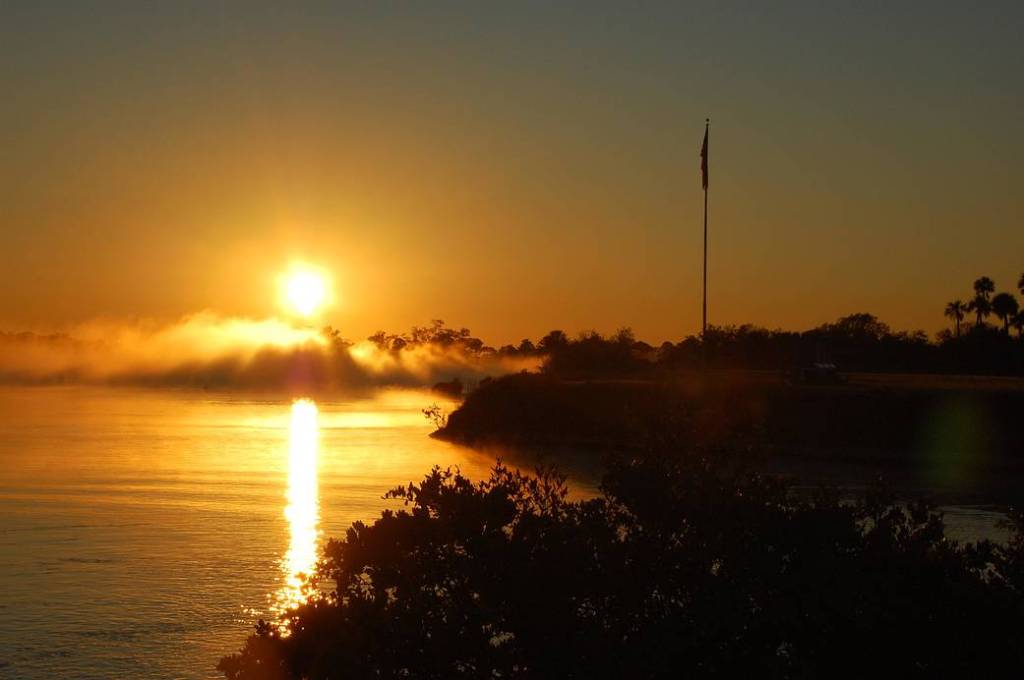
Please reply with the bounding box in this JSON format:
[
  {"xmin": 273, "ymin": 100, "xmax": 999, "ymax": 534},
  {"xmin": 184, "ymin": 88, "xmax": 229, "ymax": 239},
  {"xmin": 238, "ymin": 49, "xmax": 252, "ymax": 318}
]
[{"xmin": 280, "ymin": 267, "xmax": 330, "ymax": 317}]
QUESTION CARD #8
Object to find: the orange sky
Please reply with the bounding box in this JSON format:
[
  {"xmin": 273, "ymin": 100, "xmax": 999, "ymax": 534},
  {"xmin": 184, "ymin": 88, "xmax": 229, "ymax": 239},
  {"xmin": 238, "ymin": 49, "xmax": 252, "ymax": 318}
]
[{"xmin": 2, "ymin": 4, "xmax": 1021, "ymax": 344}]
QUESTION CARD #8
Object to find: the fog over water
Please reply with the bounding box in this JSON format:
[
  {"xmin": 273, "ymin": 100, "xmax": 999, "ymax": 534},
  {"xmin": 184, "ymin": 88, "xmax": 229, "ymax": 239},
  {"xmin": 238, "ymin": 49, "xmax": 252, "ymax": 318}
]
[{"xmin": 0, "ymin": 313, "xmax": 537, "ymax": 391}]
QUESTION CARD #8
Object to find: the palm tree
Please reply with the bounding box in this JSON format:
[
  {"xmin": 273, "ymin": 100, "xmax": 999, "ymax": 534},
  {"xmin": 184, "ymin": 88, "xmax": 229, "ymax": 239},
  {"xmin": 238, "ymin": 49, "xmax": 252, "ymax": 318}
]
[
  {"xmin": 1018, "ymin": 272, "xmax": 1024, "ymax": 297},
  {"xmin": 968, "ymin": 295, "xmax": 992, "ymax": 328},
  {"xmin": 968, "ymin": 277, "xmax": 996, "ymax": 328},
  {"xmin": 974, "ymin": 276, "xmax": 995, "ymax": 301},
  {"xmin": 944, "ymin": 300, "xmax": 967, "ymax": 337},
  {"xmin": 991, "ymin": 292, "xmax": 1020, "ymax": 334},
  {"xmin": 1013, "ymin": 311, "xmax": 1024, "ymax": 339}
]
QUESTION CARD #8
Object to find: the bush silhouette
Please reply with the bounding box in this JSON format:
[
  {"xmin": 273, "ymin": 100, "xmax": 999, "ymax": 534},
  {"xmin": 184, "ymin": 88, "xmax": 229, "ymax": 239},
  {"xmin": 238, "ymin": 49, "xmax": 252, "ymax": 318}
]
[{"xmin": 220, "ymin": 453, "xmax": 1024, "ymax": 679}]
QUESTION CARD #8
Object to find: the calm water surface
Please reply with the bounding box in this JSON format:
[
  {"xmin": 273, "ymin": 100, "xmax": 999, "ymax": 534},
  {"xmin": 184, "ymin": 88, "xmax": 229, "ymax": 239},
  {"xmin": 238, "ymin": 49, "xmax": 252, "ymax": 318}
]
[
  {"xmin": 0, "ymin": 387, "xmax": 498, "ymax": 679},
  {"xmin": 0, "ymin": 386, "xmax": 1008, "ymax": 679}
]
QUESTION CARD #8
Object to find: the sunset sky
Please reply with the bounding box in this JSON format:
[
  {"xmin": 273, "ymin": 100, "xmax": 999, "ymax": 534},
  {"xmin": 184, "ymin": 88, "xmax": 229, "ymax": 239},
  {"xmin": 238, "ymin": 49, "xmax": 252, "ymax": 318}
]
[{"xmin": 2, "ymin": 2, "xmax": 1022, "ymax": 344}]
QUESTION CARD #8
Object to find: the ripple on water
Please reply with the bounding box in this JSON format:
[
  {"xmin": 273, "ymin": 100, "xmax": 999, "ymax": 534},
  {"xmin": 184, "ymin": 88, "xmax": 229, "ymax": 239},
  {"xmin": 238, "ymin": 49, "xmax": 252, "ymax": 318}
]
[{"xmin": 0, "ymin": 387, "xmax": 486, "ymax": 679}]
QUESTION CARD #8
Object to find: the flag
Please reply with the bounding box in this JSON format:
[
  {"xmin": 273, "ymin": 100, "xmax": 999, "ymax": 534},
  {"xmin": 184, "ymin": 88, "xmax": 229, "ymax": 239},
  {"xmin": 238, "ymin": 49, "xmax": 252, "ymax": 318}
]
[{"xmin": 700, "ymin": 122, "xmax": 708, "ymax": 190}]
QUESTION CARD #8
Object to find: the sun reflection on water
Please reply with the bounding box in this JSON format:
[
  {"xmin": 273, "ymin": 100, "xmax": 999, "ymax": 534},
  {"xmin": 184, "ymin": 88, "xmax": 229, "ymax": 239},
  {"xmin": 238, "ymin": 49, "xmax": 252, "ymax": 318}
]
[{"xmin": 272, "ymin": 398, "xmax": 320, "ymax": 626}]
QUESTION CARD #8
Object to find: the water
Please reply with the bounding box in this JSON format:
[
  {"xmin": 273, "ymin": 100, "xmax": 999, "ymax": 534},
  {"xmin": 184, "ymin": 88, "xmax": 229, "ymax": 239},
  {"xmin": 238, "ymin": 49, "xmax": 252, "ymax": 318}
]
[
  {"xmin": 0, "ymin": 386, "xmax": 1011, "ymax": 678},
  {"xmin": 0, "ymin": 386, "xmax": 496, "ymax": 679}
]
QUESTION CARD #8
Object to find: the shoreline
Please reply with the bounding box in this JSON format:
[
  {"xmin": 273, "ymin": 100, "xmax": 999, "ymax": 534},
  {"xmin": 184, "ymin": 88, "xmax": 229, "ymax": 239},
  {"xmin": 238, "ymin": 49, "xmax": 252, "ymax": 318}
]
[{"xmin": 434, "ymin": 370, "xmax": 1024, "ymax": 503}]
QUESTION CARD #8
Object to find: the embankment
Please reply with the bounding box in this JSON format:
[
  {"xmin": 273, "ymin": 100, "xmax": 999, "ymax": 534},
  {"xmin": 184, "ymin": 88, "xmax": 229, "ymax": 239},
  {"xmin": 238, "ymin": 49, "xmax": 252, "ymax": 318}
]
[{"xmin": 435, "ymin": 372, "xmax": 1024, "ymax": 498}]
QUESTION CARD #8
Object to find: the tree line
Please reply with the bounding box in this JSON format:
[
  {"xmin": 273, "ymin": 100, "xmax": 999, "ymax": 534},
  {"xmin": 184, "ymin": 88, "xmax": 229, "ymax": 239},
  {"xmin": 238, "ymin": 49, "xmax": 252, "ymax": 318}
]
[
  {"xmin": 944, "ymin": 274, "xmax": 1024, "ymax": 337},
  {"xmin": 347, "ymin": 271, "xmax": 1024, "ymax": 377}
]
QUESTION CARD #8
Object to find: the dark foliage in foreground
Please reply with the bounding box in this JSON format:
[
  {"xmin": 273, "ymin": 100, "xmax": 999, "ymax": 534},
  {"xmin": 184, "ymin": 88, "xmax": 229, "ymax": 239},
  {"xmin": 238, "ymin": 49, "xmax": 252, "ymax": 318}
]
[{"xmin": 220, "ymin": 454, "xmax": 1024, "ymax": 679}]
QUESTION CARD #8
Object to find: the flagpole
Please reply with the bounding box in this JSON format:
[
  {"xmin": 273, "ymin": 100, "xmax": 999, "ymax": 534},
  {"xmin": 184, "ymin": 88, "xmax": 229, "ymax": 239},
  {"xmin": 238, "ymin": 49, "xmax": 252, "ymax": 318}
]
[{"xmin": 702, "ymin": 118, "xmax": 709, "ymax": 338}]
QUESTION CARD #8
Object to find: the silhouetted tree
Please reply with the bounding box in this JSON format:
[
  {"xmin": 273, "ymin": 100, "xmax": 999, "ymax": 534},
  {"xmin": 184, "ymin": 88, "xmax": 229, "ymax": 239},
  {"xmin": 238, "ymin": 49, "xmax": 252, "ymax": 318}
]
[
  {"xmin": 969, "ymin": 295, "xmax": 993, "ymax": 329},
  {"xmin": 368, "ymin": 321, "xmax": 491, "ymax": 357},
  {"xmin": 974, "ymin": 275, "xmax": 996, "ymax": 301},
  {"xmin": 992, "ymin": 292, "xmax": 1020, "ymax": 334},
  {"xmin": 517, "ymin": 338, "xmax": 536, "ymax": 354},
  {"xmin": 1013, "ymin": 311, "xmax": 1024, "ymax": 339},
  {"xmin": 421, "ymin": 403, "xmax": 448, "ymax": 429},
  {"xmin": 816, "ymin": 312, "xmax": 890, "ymax": 340},
  {"xmin": 611, "ymin": 327, "xmax": 635, "ymax": 345},
  {"xmin": 944, "ymin": 300, "xmax": 967, "ymax": 337},
  {"xmin": 540, "ymin": 329, "xmax": 648, "ymax": 377},
  {"xmin": 970, "ymin": 277, "xmax": 996, "ymax": 329},
  {"xmin": 1019, "ymin": 272, "xmax": 1024, "ymax": 297},
  {"xmin": 220, "ymin": 459, "xmax": 1024, "ymax": 679},
  {"xmin": 368, "ymin": 330, "xmax": 407, "ymax": 351},
  {"xmin": 537, "ymin": 330, "xmax": 569, "ymax": 354}
]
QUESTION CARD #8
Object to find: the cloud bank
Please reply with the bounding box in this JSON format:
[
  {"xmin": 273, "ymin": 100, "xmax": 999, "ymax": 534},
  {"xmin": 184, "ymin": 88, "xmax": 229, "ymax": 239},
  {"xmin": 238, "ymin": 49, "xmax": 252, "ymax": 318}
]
[{"xmin": 0, "ymin": 313, "xmax": 538, "ymax": 393}]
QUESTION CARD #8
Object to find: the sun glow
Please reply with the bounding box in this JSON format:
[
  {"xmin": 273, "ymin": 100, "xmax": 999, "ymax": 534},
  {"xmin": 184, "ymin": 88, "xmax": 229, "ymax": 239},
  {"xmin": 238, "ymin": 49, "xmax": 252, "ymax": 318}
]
[{"xmin": 280, "ymin": 266, "xmax": 330, "ymax": 318}]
